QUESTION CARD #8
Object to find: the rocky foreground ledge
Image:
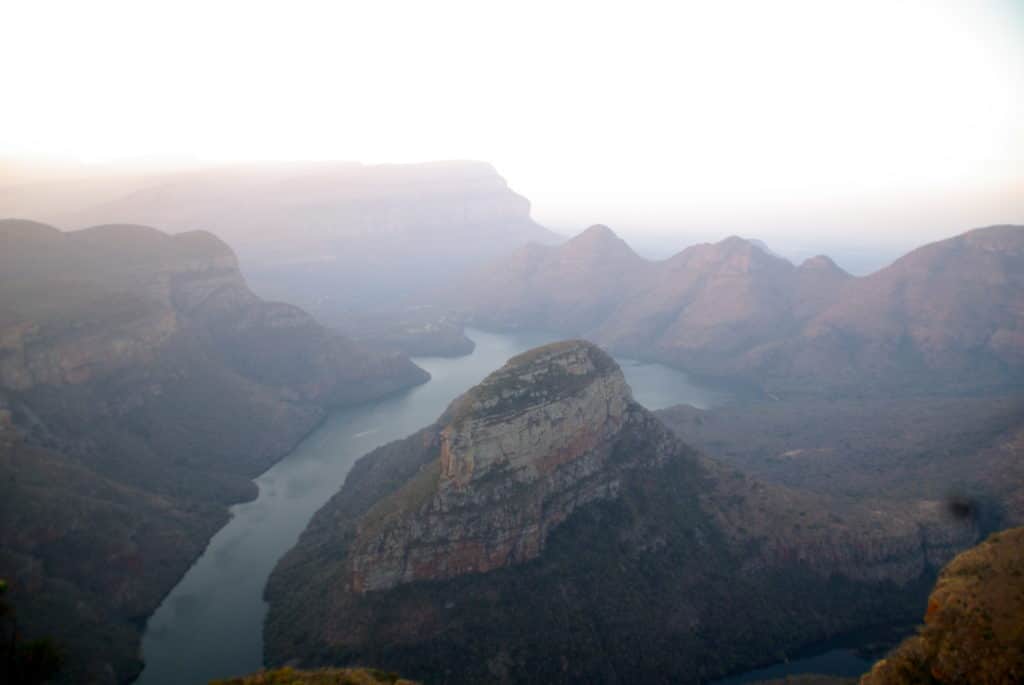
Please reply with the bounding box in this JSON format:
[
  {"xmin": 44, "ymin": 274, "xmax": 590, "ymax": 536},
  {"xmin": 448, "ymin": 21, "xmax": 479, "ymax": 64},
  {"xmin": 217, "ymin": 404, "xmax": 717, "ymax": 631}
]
[
  {"xmin": 860, "ymin": 526, "xmax": 1024, "ymax": 685},
  {"xmin": 266, "ymin": 340, "xmax": 978, "ymax": 684}
]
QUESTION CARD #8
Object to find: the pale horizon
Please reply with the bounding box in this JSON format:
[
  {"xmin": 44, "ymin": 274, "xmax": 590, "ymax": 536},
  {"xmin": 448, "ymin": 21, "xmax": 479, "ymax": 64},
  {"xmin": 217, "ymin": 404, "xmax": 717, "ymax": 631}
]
[{"xmin": 2, "ymin": 0, "xmax": 1023, "ymax": 261}]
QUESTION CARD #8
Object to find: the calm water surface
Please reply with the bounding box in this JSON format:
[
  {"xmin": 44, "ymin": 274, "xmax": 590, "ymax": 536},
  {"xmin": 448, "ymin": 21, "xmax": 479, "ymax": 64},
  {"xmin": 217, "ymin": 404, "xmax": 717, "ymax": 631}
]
[{"xmin": 136, "ymin": 329, "xmax": 728, "ymax": 684}]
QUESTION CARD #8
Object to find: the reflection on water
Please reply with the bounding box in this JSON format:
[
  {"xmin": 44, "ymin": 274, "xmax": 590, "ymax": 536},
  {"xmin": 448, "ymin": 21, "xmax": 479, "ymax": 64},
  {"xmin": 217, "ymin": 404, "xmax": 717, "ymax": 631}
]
[{"xmin": 136, "ymin": 329, "xmax": 729, "ymax": 685}]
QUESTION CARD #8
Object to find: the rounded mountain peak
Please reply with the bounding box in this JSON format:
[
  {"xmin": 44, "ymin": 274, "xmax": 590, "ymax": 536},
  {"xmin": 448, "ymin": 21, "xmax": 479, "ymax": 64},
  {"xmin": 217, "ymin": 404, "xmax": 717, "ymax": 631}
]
[
  {"xmin": 799, "ymin": 254, "xmax": 847, "ymax": 275},
  {"xmin": 568, "ymin": 224, "xmax": 620, "ymax": 246},
  {"xmin": 580, "ymin": 224, "xmax": 618, "ymax": 239},
  {"xmin": 561, "ymin": 227, "xmax": 638, "ymax": 264},
  {"xmin": 446, "ymin": 339, "xmax": 627, "ymax": 427}
]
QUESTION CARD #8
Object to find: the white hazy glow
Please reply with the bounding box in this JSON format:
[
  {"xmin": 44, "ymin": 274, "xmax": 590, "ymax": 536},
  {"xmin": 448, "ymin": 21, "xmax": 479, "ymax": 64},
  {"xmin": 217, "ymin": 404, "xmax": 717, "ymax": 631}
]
[{"xmin": 2, "ymin": 0, "xmax": 1023, "ymax": 246}]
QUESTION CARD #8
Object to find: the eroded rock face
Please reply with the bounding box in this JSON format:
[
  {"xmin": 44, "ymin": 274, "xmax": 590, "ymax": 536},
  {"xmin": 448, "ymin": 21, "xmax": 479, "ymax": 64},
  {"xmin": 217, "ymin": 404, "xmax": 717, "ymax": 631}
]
[
  {"xmin": 349, "ymin": 341, "xmax": 643, "ymax": 592},
  {"xmin": 438, "ymin": 342, "xmax": 628, "ymax": 487}
]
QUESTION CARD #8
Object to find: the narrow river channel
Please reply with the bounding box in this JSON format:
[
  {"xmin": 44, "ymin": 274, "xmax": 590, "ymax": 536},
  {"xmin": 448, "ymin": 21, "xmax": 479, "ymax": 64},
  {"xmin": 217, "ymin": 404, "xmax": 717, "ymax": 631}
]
[{"xmin": 136, "ymin": 329, "xmax": 731, "ymax": 684}]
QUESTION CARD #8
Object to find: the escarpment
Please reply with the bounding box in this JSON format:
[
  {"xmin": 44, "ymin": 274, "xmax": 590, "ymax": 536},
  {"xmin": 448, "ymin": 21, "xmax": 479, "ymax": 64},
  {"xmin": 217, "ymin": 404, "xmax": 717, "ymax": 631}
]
[
  {"xmin": 266, "ymin": 341, "xmax": 977, "ymax": 684},
  {"xmin": 0, "ymin": 218, "xmax": 429, "ymax": 683}
]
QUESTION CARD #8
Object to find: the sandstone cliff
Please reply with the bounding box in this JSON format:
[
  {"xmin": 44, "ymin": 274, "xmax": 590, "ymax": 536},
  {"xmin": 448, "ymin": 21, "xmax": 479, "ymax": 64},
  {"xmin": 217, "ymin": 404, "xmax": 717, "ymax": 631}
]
[
  {"xmin": 0, "ymin": 218, "xmax": 428, "ymax": 683},
  {"xmin": 266, "ymin": 341, "xmax": 976, "ymax": 684},
  {"xmin": 349, "ymin": 342, "xmax": 635, "ymax": 592}
]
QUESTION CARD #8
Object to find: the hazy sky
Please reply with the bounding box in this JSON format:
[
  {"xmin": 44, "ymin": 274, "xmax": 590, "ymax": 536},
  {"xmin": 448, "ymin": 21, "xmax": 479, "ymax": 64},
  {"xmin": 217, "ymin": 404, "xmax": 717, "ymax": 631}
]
[{"xmin": 3, "ymin": 0, "xmax": 1023, "ymax": 255}]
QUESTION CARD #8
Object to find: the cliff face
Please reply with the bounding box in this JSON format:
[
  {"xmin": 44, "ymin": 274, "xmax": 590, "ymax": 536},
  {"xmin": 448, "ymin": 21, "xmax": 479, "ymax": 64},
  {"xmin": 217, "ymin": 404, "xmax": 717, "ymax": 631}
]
[
  {"xmin": 0, "ymin": 219, "xmax": 428, "ymax": 401},
  {"xmin": 349, "ymin": 342, "xmax": 636, "ymax": 592},
  {"xmin": 266, "ymin": 341, "xmax": 976, "ymax": 684},
  {"xmin": 860, "ymin": 527, "xmax": 1024, "ymax": 685},
  {"xmin": 0, "ymin": 219, "xmax": 428, "ymax": 683},
  {"xmin": 452, "ymin": 225, "xmax": 1024, "ymax": 395}
]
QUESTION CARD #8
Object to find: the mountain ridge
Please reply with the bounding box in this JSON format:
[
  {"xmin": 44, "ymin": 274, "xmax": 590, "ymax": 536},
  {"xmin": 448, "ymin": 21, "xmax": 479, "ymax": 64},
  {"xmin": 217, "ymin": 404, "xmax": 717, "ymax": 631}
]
[
  {"xmin": 0, "ymin": 218, "xmax": 429, "ymax": 683},
  {"xmin": 451, "ymin": 224, "xmax": 1024, "ymax": 395}
]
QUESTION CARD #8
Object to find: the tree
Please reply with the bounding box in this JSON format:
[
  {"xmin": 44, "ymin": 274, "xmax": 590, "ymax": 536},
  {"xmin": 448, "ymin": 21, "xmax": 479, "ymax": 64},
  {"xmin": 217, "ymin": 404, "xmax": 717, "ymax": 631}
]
[{"xmin": 0, "ymin": 579, "xmax": 64, "ymax": 684}]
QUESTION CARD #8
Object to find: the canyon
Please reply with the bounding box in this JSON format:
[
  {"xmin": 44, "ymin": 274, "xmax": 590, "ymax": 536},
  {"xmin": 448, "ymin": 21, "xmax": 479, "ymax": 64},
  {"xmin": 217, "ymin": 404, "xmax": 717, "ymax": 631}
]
[
  {"xmin": 0, "ymin": 219, "xmax": 428, "ymax": 683},
  {"xmin": 265, "ymin": 340, "xmax": 979, "ymax": 683}
]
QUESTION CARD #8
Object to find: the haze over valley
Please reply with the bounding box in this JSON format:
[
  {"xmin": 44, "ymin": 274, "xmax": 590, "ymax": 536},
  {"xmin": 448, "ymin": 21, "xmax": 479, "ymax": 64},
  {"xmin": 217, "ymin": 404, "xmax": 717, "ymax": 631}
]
[{"xmin": 2, "ymin": 1, "xmax": 1023, "ymax": 684}]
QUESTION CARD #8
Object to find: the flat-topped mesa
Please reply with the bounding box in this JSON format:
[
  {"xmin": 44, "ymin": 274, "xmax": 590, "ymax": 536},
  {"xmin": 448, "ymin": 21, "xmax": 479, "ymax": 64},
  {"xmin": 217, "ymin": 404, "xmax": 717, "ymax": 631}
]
[
  {"xmin": 439, "ymin": 340, "xmax": 630, "ymax": 487},
  {"xmin": 348, "ymin": 340, "xmax": 641, "ymax": 593}
]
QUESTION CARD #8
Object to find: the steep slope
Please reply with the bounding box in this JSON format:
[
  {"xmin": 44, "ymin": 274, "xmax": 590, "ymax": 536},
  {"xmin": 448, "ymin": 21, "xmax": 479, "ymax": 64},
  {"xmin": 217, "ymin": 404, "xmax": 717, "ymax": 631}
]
[
  {"xmin": 759, "ymin": 225, "xmax": 1024, "ymax": 392},
  {"xmin": 266, "ymin": 341, "xmax": 975, "ymax": 684},
  {"xmin": 595, "ymin": 236, "xmax": 820, "ymax": 368},
  {"xmin": 0, "ymin": 219, "xmax": 428, "ymax": 683},
  {"xmin": 455, "ymin": 224, "xmax": 650, "ymax": 333},
  {"xmin": 860, "ymin": 527, "xmax": 1024, "ymax": 685},
  {"xmin": 453, "ymin": 225, "xmax": 1023, "ymax": 395}
]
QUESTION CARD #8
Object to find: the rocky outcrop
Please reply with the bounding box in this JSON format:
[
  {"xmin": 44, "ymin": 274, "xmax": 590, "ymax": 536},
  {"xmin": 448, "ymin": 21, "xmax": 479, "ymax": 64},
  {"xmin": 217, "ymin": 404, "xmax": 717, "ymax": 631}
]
[
  {"xmin": 860, "ymin": 527, "xmax": 1024, "ymax": 685},
  {"xmin": 266, "ymin": 341, "xmax": 977, "ymax": 684},
  {"xmin": 348, "ymin": 342, "xmax": 637, "ymax": 592}
]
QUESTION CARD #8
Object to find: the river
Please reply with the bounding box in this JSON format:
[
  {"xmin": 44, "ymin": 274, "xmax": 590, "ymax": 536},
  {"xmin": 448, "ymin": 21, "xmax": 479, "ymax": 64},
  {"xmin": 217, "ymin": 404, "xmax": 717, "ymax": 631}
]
[{"xmin": 136, "ymin": 328, "xmax": 732, "ymax": 684}]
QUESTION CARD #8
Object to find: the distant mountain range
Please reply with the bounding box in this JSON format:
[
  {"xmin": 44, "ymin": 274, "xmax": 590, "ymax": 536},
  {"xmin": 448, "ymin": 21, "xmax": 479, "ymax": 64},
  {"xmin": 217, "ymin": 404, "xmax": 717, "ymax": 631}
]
[
  {"xmin": 266, "ymin": 341, "xmax": 976, "ymax": 683},
  {"xmin": 451, "ymin": 224, "xmax": 1024, "ymax": 394},
  {"xmin": 0, "ymin": 219, "xmax": 428, "ymax": 683},
  {"xmin": 0, "ymin": 161, "xmax": 560, "ymax": 320}
]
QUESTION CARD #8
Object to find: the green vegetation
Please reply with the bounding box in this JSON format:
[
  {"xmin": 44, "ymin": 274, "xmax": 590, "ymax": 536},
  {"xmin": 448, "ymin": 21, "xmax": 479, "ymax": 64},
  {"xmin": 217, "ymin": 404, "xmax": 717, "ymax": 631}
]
[
  {"xmin": 358, "ymin": 459, "xmax": 442, "ymax": 540},
  {"xmin": 656, "ymin": 395, "xmax": 1024, "ymax": 527}
]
